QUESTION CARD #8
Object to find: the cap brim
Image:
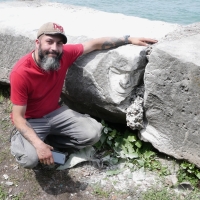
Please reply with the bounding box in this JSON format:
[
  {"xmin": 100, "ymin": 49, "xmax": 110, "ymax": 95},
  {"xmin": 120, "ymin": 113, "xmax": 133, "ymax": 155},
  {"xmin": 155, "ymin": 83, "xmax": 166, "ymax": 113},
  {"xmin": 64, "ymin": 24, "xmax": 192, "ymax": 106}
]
[{"xmin": 38, "ymin": 32, "xmax": 67, "ymax": 44}]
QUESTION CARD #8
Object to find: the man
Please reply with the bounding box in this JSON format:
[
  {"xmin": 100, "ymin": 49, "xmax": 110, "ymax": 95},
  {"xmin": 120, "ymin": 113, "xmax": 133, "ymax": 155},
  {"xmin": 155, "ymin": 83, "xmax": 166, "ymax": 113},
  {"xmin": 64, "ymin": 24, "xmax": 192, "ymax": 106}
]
[{"xmin": 10, "ymin": 22, "xmax": 157, "ymax": 169}]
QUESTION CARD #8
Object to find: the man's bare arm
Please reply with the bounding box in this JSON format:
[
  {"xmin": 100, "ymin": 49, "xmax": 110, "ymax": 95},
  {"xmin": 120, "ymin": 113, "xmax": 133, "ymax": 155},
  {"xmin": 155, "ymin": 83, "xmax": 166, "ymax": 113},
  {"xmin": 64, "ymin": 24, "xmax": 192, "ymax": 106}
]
[
  {"xmin": 12, "ymin": 104, "xmax": 54, "ymax": 165},
  {"xmin": 101, "ymin": 38, "xmax": 125, "ymax": 50},
  {"xmin": 82, "ymin": 36, "xmax": 158, "ymax": 55}
]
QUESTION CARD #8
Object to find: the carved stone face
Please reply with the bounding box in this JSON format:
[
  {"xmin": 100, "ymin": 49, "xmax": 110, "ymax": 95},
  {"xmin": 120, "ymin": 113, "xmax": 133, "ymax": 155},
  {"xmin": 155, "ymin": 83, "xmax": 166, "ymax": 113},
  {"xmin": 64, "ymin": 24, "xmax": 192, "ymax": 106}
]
[
  {"xmin": 109, "ymin": 66, "xmax": 134, "ymax": 97},
  {"xmin": 88, "ymin": 46, "xmax": 146, "ymax": 105},
  {"xmin": 106, "ymin": 50, "xmax": 146, "ymax": 103}
]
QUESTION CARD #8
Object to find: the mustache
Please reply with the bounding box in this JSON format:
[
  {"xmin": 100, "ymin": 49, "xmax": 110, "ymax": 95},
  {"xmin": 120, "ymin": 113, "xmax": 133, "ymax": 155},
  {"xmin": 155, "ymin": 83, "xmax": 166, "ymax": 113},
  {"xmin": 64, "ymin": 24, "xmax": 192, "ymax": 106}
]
[{"xmin": 46, "ymin": 51, "xmax": 60, "ymax": 56}]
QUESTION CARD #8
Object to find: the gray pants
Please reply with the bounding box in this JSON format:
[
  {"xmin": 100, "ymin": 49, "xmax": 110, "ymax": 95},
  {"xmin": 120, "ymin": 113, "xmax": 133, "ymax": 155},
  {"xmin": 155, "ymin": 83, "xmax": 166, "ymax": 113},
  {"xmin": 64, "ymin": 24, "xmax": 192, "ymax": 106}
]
[{"xmin": 11, "ymin": 105, "xmax": 103, "ymax": 169}]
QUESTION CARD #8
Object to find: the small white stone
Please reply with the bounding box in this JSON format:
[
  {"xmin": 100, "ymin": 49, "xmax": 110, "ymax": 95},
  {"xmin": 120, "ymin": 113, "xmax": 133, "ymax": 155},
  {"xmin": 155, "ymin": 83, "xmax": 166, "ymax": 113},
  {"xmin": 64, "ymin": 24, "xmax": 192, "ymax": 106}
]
[
  {"xmin": 5, "ymin": 181, "xmax": 13, "ymax": 186},
  {"xmin": 3, "ymin": 174, "xmax": 9, "ymax": 180}
]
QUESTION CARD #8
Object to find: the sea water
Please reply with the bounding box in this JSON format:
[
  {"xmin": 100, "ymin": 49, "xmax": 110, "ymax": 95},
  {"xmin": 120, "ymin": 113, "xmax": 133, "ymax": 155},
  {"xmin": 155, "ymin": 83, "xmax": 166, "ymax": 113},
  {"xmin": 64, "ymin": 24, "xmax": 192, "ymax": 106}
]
[
  {"xmin": 48, "ymin": 0, "xmax": 200, "ymax": 25},
  {"xmin": 1, "ymin": 0, "xmax": 199, "ymax": 25}
]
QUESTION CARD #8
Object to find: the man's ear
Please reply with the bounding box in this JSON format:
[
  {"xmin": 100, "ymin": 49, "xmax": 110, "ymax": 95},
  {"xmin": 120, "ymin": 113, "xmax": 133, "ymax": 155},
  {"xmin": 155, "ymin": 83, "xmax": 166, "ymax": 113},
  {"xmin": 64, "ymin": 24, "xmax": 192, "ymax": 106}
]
[{"xmin": 35, "ymin": 39, "xmax": 40, "ymax": 48}]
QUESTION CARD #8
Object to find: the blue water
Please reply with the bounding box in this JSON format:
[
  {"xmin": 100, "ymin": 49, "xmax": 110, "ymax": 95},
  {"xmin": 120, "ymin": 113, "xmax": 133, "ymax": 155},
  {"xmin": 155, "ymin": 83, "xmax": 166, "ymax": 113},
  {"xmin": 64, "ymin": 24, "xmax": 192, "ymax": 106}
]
[{"xmin": 49, "ymin": 0, "xmax": 200, "ymax": 25}]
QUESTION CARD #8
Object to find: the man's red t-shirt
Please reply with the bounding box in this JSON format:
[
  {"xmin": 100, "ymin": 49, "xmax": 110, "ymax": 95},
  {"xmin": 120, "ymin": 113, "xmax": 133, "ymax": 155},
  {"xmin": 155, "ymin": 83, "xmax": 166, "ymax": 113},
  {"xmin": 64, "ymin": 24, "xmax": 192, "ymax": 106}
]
[{"xmin": 10, "ymin": 44, "xmax": 83, "ymax": 119}]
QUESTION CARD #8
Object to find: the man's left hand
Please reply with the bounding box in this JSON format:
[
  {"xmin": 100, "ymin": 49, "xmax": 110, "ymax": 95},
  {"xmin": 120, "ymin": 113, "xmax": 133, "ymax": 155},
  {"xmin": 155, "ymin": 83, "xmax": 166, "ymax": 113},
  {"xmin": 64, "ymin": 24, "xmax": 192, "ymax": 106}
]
[{"xmin": 129, "ymin": 37, "xmax": 158, "ymax": 46}]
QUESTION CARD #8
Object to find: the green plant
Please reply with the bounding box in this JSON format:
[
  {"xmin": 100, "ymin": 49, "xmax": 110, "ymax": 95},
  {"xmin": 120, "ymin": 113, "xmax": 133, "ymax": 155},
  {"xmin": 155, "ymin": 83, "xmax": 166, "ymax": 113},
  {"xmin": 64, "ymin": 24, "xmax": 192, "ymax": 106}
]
[
  {"xmin": 11, "ymin": 192, "xmax": 25, "ymax": 200},
  {"xmin": 95, "ymin": 120, "xmax": 143, "ymax": 159},
  {"xmin": 0, "ymin": 186, "xmax": 8, "ymax": 200},
  {"xmin": 95, "ymin": 120, "xmax": 170, "ymax": 176},
  {"xmin": 92, "ymin": 183, "xmax": 110, "ymax": 198},
  {"xmin": 0, "ymin": 91, "xmax": 4, "ymax": 103},
  {"xmin": 134, "ymin": 150, "xmax": 171, "ymax": 176},
  {"xmin": 140, "ymin": 185, "xmax": 200, "ymax": 200},
  {"xmin": 5, "ymin": 99, "xmax": 12, "ymax": 113},
  {"xmin": 177, "ymin": 161, "xmax": 200, "ymax": 187},
  {"xmin": 139, "ymin": 187, "xmax": 182, "ymax": 200}
]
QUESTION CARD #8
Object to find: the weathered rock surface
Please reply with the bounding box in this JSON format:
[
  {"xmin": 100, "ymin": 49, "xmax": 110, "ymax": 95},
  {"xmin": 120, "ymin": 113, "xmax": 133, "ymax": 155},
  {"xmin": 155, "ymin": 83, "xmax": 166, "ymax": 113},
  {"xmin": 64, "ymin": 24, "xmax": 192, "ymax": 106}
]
[
  {"xmin": 0, "ymin": 34, "xmax": 34, "ymax": 84},
  {"xmin": 63, "ymin": 45, "xmax": 147, "ymax": 123},
  {"xmin": 160, "ymin": 22, "xmax": 200, "ymax": 42},
  {"xmin": 141, "ymin": 32, "xmax": 200, "ymax": 167}
]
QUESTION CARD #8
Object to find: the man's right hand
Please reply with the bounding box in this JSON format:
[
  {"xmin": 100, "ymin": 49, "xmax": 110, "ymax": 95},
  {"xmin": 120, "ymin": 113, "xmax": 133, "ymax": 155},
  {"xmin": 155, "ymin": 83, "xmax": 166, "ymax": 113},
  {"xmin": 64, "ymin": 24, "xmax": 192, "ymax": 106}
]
[{"xmin": 36, "ymin": 143, "xmax": 54, "ymax": 165}]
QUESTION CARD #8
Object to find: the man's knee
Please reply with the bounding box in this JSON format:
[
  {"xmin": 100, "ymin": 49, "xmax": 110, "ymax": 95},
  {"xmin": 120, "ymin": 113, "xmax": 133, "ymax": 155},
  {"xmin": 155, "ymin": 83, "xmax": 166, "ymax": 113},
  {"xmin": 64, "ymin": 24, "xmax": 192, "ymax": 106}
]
[
  {"xmin": 23, "ymin": 157, "xmax": 38, "ymax": 169},
  {"xmin": 11, "ymin": 133, "xmax": 38, "ymax": 169},
  {"xmin": 13, "ymin": 153, "xmax": 38, "ymax": 169},
  {"xmin": 82, "ymin": 117, "xmax": 103, "ymax": 145}
]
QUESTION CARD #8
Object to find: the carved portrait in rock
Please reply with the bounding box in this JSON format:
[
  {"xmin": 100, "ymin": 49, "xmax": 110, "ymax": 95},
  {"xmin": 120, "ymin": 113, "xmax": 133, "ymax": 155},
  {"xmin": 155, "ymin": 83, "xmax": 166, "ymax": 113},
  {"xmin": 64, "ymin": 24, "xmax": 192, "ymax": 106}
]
[
  {"xmin": 64, "ymin": 44, "xmax": 147, "ymax": 122},
  {"xmin": 94, "ymin": 45, "xmax": 147, "ymax": 104}
]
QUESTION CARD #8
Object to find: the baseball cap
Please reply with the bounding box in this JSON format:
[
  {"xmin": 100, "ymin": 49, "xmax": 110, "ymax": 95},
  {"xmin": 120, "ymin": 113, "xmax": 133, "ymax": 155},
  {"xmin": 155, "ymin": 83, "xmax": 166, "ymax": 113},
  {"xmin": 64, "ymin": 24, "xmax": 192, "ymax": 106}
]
[{"xmin": 37, "ymin": 22, "xmax": 67, "ymax": 44}]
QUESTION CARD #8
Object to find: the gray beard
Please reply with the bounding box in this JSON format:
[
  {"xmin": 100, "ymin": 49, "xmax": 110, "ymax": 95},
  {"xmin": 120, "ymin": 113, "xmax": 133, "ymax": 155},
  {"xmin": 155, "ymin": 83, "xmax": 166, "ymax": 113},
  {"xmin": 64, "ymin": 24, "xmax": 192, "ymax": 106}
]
[{"xmin": 38, "ymin": 49, "xmax": 62, "ymax": 72}]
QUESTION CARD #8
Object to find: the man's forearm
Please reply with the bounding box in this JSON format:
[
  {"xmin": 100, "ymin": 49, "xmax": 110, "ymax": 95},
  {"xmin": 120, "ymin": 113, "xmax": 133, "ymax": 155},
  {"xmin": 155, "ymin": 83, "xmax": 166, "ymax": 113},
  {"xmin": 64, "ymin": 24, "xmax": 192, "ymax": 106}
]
[
  {"xmin": 82, "ymin": 36, "xmax": 157, "ymax": 55},
  {"xmin": 101, "ymin": 37, "xmax": 129, "ymax": 50},
  {"xmin": 11, "ymin": 105, "xmax": 54, "ymax": 164},
  {"xmin": 15, "ymin": 120, "xmax": 44, "ymax": 148},
  {"xmin": 14, "ymin": 118, "xmax": 54, "ymax": 164},
  {"xmin": 83, "ymin": 36, "xmax": 130, "ymax": 54}
]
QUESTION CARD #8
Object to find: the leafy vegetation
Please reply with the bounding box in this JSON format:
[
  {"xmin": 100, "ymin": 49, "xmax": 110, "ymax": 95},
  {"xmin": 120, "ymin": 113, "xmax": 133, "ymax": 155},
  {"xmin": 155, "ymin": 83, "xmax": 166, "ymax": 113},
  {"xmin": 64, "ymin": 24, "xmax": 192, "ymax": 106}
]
[
  {"xmin": 139, "ymin": 186, "xmax": 200, "ymax": 200},
  {"xmin": 177, "ymin": 161, "xmax": 200, "ymax": 186},
  {"xmin": 95, "ymin": 120, "xmax": 200, "ymax": 188},
  {"xmin": 95, "ymin": 120, "xmax": 170, "ymax": 174},
  {"xmin": 0, "ymin": 186, "xmax": 7, "ymax": 200},
  {"xmin": 92, "ymin": 183, "xmax": 110, "ymax": 198},
  {"xmin": 140, "ymin": 187, "xmax": 181, "ymax": 200}
]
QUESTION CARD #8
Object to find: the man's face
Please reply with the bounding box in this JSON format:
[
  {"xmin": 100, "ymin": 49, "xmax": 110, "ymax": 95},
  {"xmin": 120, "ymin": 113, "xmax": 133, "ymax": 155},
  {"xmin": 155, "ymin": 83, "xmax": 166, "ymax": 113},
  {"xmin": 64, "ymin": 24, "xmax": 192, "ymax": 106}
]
[{"xmin": 37, "ymin": 35, "xmax": 63, "ymax": 72}]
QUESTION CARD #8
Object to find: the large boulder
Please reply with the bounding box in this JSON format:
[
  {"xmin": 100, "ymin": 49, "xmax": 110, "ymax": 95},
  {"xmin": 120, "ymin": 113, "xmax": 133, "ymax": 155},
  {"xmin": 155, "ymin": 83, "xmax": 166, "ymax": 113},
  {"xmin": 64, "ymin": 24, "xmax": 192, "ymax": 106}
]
[
  {"xmin": 62, "ymin": 44, "xmax": 147, "ymax": 123},
  {"xmin": 141, "ymin": 29, "xmax": 200, "ymax": 167}
]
